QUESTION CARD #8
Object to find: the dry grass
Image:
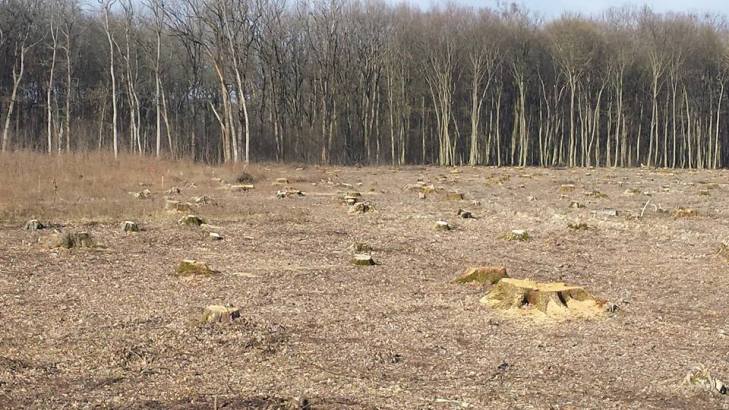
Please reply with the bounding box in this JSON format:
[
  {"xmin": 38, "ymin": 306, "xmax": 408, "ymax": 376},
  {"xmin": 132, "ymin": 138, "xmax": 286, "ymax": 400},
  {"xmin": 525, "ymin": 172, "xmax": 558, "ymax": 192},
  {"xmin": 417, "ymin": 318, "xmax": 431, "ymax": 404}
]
[{"xmin": 0, "ymin": 151, "xmax": 307, "ymax": 223}]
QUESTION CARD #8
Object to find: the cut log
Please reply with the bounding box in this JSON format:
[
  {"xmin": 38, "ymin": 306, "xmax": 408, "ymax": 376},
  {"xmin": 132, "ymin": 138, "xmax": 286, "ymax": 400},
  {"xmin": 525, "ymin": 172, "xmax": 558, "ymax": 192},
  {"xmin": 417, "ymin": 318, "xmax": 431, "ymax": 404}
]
[
  {"xmin": 202, "ymin": 305, "xmax": 241, "ymax": 323},
  {"xmin": 273, "ymin": 177, "xmax": 289, "ymax": 185},
  {"xmin": 481, "ymin": 278, "xmax": 606, "ymax": 319},
  {"xmin": 454, "ymin": 266, "xmax": 508, "ymax": 285}
]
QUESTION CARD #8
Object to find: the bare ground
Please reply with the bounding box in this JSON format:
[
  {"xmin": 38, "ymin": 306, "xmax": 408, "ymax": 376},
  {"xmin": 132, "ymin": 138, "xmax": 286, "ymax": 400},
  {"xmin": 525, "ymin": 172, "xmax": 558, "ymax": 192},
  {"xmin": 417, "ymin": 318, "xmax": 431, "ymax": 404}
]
[{"xmin": 2, "ymin": 162, "xmax": 729, "ymax": 409}]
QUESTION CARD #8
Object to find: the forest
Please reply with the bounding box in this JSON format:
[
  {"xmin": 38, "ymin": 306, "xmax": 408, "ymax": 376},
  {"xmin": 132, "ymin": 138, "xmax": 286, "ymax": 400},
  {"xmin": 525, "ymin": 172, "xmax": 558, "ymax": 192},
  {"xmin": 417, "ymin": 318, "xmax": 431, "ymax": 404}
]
[{"xmin": 1, "ymin": 0, "xmax": 729, "ymax": 167}]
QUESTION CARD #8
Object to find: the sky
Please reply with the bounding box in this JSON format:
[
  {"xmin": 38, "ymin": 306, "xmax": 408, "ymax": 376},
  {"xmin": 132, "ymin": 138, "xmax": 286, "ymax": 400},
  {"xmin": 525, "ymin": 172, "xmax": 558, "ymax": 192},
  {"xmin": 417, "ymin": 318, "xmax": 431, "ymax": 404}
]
[{"xmin": 409, "ymin": 0, "xmax": 729, "ymax": 19}]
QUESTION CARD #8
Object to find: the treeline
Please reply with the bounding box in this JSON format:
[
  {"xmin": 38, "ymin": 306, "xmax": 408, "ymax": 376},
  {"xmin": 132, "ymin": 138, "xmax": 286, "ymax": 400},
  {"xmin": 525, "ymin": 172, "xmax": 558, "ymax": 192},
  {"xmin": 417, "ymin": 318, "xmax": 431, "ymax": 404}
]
[{"xmin": 1, "ymin": 0, "xmax": 729, "ymax": 167}]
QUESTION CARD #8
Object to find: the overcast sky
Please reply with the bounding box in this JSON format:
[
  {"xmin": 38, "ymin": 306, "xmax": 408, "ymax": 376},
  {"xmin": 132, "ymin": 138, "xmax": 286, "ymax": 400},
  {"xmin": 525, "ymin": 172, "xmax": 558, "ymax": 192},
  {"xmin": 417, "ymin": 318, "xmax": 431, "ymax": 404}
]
[{"xmin": 405, "ymin": 0, "xmax": 729, "ymax": 19}]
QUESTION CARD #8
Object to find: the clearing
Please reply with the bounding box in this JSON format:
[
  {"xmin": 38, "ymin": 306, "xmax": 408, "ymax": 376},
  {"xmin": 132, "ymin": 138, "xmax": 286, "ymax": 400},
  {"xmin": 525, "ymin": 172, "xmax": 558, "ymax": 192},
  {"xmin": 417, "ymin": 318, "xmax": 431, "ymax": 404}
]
[{"xmin": 1, "ymin": 153, "xmax": 728, "ymax": 408}]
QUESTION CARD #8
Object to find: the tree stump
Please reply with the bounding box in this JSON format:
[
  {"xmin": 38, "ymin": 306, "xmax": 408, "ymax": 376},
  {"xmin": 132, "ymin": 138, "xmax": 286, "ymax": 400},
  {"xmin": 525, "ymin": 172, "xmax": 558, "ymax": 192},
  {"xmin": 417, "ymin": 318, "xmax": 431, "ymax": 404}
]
[
  {"xmin": 121, "ymin": 221, "xmax": 140, "ymax": 232},
  {"xmin": 454, "ymin": 266, "xmax": 508, "ymax": 285},
  {"xmin": 24, "ymin": 219, "xmax": 45, "ymax": 231},
  {"xmin": 434, "ymin": 221, "xmax": 451, "ymax": 231},
  {"xmin": 56, "ymin": 232, "xmax": 95, "ymax": 249},
  {"xmin": 559, "ymin": 184, "xmax": 576, "ymax": 193},
  {"xmin": 230, "ymin": 184, "xmax": 255, "ymax": 192},
  {"xmin": 202, "ymin": 305, "xmax": 241, "ymax": 323},
  {"xmin": 672, "ymin": 207, "xmax": 697, "ymax": 218},
  {"xmin": 348, "ymin": 202, "xmax": 372, "ymax": 214},
  {"xmin": 132, "ymin": 189, "xmax": 152, "ymax": 199},
  {"xmin": 175, "ymin": 259, "xmax": 215, "ymax": 276},
  {"xmin": 165, "ymin": 200, "xmax": 194, "ymax": 213},
  {"xmin": 178, "ymin": 215, "xmax": 204, "ymax": 227},
  {"xmin": 353, "ymin": 254, "xmax": 376, "ymax": 266},
  {"xmin": 481, "ymin": 278, "xmax": 606, "ymax": 319},
  {"xmin": 505, "ymin": 230, "xmax": 529, "ymax": 241},
  {"xmin": 277, "ymin": 189, "xmax": 304, "ymax": 199}
]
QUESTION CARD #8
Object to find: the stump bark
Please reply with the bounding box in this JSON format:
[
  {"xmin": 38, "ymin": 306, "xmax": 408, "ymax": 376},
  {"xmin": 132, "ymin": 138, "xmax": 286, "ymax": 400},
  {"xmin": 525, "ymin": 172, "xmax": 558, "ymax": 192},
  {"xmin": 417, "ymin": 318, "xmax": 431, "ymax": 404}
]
[{"xmin": 481, "ymin": 278, "xmax": 606, "ymax": 318}]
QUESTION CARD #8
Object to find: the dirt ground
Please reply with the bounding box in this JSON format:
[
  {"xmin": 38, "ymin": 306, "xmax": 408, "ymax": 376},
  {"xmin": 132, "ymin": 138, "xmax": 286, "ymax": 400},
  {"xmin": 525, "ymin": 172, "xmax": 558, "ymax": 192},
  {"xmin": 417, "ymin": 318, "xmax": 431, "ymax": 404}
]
[{"xmin": 2, "ymin": 162, "xmax": 729, "ymax": 409}]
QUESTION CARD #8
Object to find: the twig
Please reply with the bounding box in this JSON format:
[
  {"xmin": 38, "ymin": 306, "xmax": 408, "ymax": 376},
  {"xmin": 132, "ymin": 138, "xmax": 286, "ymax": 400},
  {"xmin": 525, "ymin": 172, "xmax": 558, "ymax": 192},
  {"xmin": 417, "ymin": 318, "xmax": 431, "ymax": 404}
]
[{"xmin": 640, "ymin": 200, "xmax": 651, "ymax": 218}]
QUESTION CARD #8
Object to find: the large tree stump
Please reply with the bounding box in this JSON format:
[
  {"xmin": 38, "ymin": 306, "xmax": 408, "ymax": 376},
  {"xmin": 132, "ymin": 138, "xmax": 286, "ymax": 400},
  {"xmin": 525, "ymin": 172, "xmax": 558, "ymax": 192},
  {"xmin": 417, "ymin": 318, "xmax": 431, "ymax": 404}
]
[{"xmin": 481, "ymin": 278, "xmax": 606, "ymax": 319}]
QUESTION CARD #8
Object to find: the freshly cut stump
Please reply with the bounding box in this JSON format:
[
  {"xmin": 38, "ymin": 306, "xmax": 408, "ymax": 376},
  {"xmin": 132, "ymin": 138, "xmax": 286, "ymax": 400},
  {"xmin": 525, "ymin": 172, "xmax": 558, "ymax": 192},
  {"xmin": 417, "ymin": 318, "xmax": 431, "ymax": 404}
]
[
  {"xmin": 202, "ymin": 305, "xmax": 241, "ymax": 323},
  {"xmin": 434, "ymin": 221, "xmax": 451, "ymax": 231},
  {"xmin": 56, "ymin": 232, "xmax": 95, "ymax": 249},
  {"xmin": 175, "ymin": 259, "xmax": 215, "ymax": 276},
  {"xmin": 505, "ymin": 230, "xmax": 529, "ymax": 241},
  {"xmin": 276, "ymin": 189, "xmax": 304, "ymax": 199},
  {"xmin": 672, "ymin": 207, "xmax": 697, "ymax": 218},
  {"xmin": 559, "ymin": 184, "xmax": 576, "ymax": 193},
  {"xmin": 121, "ymin": 221, "xmax": 140, "ymax": 232},
  {"xmin": 446, "ymin": 192, "xmax": 465, "ymax": 201},
  {"xmin": 455, "ymin": 266, "xmax": 508, "ymax": 285},
  {"xmin": 481, "ymin": 278, "xmax": 606, "ymax": 319},
  {"xmin": 165, "ymin": 200, "xmax": 194, "ymax": 213},
  {"xmin": 348, "ymin": 202, "xmax": 372, "ymax": 214},
  {"xmin": 24, "ymin": 219, "xmax": 45, "ymax": 231},
  {"xmin": 353, "ymin": 254, "xmax": 376, "ymax": 266},
  {"xmin": 230, "ymin": 184, "xmax": 255, "ymax": 192},
  {"xmin": 178, "ymin": 215, "xmax": 204, "ymax": 227}
]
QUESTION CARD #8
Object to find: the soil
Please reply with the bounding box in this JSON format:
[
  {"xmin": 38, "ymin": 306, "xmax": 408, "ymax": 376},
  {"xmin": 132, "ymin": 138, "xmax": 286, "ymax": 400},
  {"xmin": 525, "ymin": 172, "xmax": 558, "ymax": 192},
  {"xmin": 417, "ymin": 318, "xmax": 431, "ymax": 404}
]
[{"xmin": 2, "ymin": 165, "xmax": 729, "ymax": 409}]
